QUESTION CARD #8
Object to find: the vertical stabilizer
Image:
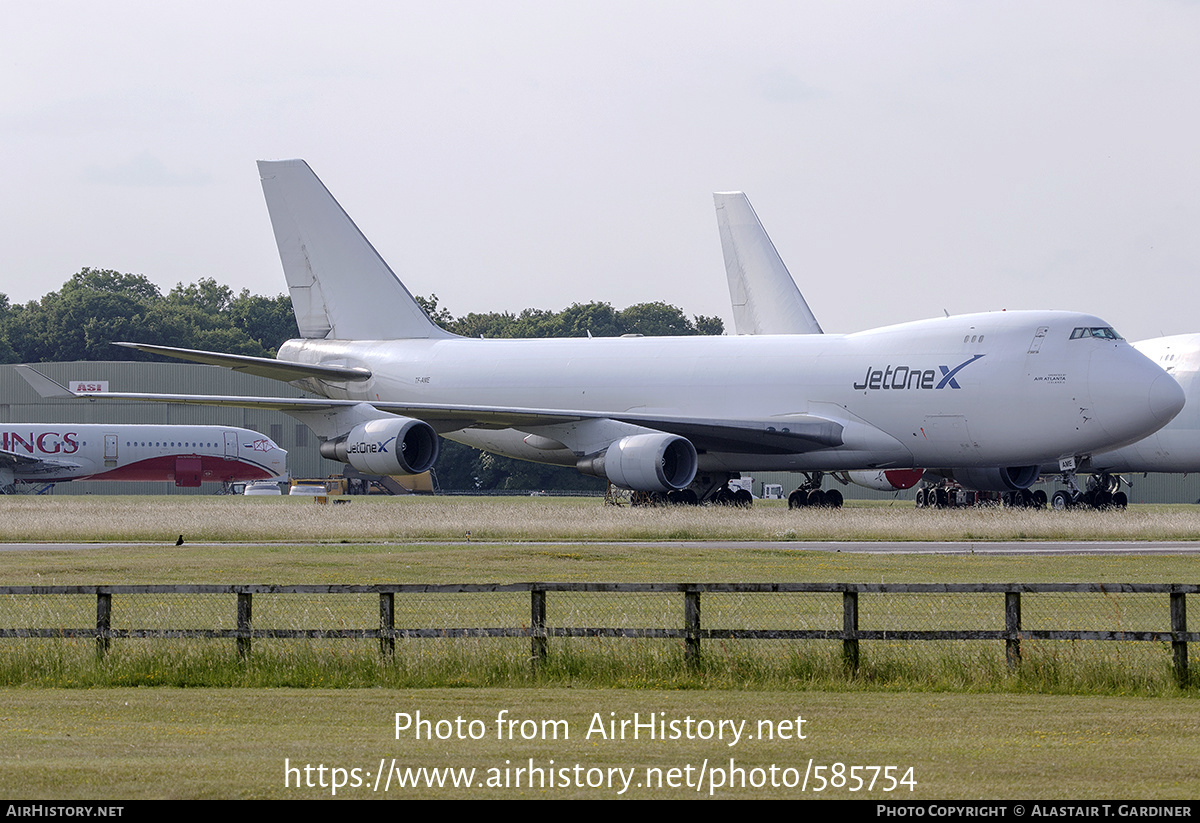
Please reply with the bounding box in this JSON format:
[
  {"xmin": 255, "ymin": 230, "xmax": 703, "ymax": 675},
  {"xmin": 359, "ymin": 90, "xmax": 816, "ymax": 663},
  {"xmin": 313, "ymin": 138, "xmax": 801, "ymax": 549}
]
[
  {"xmin": 714, "ymin": 191, "xmax": 822, "ymax": 335},
  {"xmin": 258, "ymin": 159, "xmax": 453, "ymax": 340}
]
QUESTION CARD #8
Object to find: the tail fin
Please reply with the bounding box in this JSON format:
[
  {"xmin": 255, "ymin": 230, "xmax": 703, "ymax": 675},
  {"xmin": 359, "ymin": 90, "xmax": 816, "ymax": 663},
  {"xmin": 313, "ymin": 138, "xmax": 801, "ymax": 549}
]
[
  {"xmin": 258, "ymin": 159, "xmax": 453, "ymax": 340},
  {"xmin": 713, "ymin": 191, "xmax": 822, "ymax": 335}
]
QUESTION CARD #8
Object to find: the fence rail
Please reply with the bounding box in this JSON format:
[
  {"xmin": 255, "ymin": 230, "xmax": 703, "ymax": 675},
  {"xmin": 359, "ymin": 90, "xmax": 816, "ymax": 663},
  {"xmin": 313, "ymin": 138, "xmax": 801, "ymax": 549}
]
[{"xmin": 1, "ymin": 583, "xmax": 1195, "ymax": 685}]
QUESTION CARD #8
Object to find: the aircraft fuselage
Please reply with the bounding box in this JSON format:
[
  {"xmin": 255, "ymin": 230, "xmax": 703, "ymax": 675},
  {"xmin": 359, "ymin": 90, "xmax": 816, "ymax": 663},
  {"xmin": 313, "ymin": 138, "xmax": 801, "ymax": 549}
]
[
  {"xmin": 0, "ymin": 424, "xmax": 287, "ymax": 488},
  {"xmin": 277, "ymin": 309, "xmax": 1179, "ymax": 473}
]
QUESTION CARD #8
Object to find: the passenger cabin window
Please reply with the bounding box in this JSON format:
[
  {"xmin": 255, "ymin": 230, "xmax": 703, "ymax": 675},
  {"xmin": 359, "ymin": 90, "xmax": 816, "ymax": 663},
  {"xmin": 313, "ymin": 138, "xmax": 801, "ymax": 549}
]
[{"xmin": 1070, "ymin": 327, "xmax": 1124, "ymax": 341}]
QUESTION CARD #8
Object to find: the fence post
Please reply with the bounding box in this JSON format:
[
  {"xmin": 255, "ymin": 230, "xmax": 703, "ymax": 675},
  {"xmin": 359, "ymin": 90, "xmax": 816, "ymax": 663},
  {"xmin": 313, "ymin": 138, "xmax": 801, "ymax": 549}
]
[
  {"xmin": 1005, "ymin": 591, "xmax": 1022, "ymax": 669},
  {"xmin": 95, "ymin": 592, "xmax": 111, "ymax": 659},
  {"xmin": 530, "ymin": 587, "xmax": 546, "ymax": 675},
  {"xmin": 842, "ymin": 590, "xmax": 859, "ymax": 673},
  {"xmin": 1171, "ymin": 592, "xmax": 1187, "ymax": 688},
  {"xmin": 684, "ymin": 589, "xmax": 701, "ymax": 667},
  {"xmin": 380, "ymin": 592, "xmax": 395, "ymax": 658},
  {"xmin": 237, "ymin": 591, "xmax": 252, "ymax": 660}
]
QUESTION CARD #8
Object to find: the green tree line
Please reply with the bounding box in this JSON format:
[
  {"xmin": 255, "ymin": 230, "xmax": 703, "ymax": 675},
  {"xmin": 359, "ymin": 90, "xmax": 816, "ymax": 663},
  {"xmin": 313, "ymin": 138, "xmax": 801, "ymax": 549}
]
[
  {"xmin": 414, "ymin": 294, "xmax": 723, "ymax": 338},
  {"xmin": 0, "ymin": 269, "xmax": 297, "ymax": 364}
]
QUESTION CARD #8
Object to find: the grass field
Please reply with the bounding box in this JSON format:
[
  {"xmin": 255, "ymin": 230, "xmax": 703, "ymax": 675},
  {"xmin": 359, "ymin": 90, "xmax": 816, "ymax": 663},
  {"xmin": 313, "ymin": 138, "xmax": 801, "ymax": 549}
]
[{"xmin": 2, "ymin": 496, "xmax": 1198, "ymax": 798}]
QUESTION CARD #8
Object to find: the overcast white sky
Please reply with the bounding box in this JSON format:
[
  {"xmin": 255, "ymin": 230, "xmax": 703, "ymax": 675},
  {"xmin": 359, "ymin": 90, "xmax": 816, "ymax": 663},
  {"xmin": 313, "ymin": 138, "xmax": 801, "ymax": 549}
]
[{"xmin": 3, "ymin": 1, "xmax": 1198, "ymax": 341}]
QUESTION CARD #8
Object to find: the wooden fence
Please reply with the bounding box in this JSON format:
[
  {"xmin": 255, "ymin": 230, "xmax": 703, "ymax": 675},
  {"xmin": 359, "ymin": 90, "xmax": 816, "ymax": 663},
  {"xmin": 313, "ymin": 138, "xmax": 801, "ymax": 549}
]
[{"xmin": 0, "ymin": 583, "xmax": 1195, "ymax": 685}]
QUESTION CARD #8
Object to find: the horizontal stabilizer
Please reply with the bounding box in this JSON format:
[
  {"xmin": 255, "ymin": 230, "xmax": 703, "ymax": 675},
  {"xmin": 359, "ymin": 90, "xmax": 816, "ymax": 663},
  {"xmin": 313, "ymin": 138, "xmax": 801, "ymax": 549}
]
[{"xmin": 112, "ymin": 342, "xmax": 372, "ymax": 383}]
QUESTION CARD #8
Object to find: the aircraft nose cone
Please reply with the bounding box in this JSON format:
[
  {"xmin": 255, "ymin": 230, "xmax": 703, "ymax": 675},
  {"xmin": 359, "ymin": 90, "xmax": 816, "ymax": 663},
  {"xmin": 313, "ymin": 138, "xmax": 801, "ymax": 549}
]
[
  {"xmin": 1088, "ymin": 348, "xmax": 1184, "ymax": 448},
  {"xmin": 1148, "ymin": 371, "xmax": 1185, "ymax": 426}
]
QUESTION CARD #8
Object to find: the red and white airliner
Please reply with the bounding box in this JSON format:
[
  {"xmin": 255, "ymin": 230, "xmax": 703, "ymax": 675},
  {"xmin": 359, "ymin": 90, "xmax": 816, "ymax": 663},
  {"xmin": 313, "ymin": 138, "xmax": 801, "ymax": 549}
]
[{"xmin": 0, "ymin": 424, "xmax": 287, "ymax": 492}]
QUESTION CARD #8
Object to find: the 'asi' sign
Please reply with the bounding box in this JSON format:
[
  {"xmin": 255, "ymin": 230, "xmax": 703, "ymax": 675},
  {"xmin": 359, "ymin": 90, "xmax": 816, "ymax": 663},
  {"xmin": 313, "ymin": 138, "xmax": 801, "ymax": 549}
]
[{"xmin": 70, "ymin": 381, "xmax": 109, "ymax": 393}]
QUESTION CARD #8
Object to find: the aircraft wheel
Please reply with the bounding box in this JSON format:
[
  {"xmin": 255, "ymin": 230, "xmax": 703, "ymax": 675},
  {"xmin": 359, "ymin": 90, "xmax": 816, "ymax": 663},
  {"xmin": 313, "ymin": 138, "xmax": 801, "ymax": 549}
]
[
  {"xmin": 1112, "ymin": 491, "xmax": 1128, "ymax": 509},
  {"xmin": 932, "ymin": 488, "xmax": 948, "ymax": 509},
  {"xmin": 1052, "ymin": 490, "xmax": 1071, "ymax": 510},
  {"xmin": 1094, "ymin": 490, "xmax": 1112, "ymax": 509},
  {"xmin": 915, "ymin": 488, "xmax": 927, "ymax": 508},
  {"xmin": 788, "ymin": 489, "xmax": 808, "ymax": 509},
  {"xmin": 681, "ymin": 489, "xmax": 699, "ymax": 505},
  {"xmin": 734, "ymin": 488, "xmax": 753, "ymax": 507},
  {"xmin": 825, "ymin": 489, "xmax": 843, "ymax": 509},
  {"xmin": 807, "ymin": 488, "xmax": 827, "ymax": 507},
  {"xmin": 1032, "ymin": 489, "xmax": 1048, "ymax": 509}
]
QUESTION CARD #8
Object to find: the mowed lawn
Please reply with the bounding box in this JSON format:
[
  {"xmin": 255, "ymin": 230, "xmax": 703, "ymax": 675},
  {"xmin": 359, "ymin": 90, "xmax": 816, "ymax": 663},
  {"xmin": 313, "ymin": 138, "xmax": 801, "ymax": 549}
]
[{"xmin": 3, "ymin": 688, "xmax": 1198, "ymax": 799}]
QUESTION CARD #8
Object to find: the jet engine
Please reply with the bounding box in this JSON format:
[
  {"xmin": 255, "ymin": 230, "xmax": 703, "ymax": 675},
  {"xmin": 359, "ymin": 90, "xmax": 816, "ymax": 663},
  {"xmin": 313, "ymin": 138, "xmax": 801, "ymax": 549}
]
[
  {"xmin": 847, "ymin": 469, "xmax": 925, "ymax": 492},
  {"xmin": 577, "ymin": 433, "xmax": 698, "ymax": 492},
  {"xmin": 320, "ymin": 417, "xmax": 440, "ymax": 475},
  {"xmin": 943, "ymin": 466, "xmax": 1040, "ymax": 492}
]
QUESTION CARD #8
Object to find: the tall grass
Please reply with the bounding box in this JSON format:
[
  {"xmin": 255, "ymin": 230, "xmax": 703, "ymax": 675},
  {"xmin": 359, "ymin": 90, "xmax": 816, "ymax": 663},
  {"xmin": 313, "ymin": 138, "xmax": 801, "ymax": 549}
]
[
  {"xmin": 1, "ymin": 637, "xmax": 1193, "ymax": 695},
  {"xmin": 2, "ymin": 496, "xmax": 1200, "ymax": 543}
]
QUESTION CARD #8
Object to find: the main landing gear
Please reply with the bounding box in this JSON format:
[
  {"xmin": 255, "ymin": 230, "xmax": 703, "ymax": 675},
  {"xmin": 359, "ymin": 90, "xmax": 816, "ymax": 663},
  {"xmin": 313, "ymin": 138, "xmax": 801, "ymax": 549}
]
[
  {"xmin": 914, "ymin": 482, "xmax": 1047, "ymax": 509},
  {"xmin": 611, "ymin": 473, "xmax": 755, "ymax": 507},
  {"xmin": 786, "ymin": 472, "xmax": 844, "ymax": 509}
]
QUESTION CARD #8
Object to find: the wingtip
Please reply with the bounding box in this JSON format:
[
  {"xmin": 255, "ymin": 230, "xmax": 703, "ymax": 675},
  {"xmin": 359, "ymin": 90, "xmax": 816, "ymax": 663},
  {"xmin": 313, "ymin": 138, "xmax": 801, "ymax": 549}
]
[{"xmin": 13, "ymin": 365, "xmax": 78, "ymax": 399}]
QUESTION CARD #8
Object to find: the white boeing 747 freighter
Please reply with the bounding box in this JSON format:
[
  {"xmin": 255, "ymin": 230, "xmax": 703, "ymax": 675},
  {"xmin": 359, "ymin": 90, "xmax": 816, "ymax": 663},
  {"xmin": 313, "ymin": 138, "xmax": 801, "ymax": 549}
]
[{"xmin": 18, "ymin": 161, "xmax": 1184, "ymax": 505}]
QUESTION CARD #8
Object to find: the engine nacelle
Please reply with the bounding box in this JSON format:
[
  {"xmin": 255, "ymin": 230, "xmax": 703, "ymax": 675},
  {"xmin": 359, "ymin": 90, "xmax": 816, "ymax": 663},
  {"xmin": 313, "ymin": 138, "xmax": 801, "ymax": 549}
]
[
  {"xmin": 847, "ymin": 469, "xmax": 925, "ymax": 492},
  {"xmin": 577, "ymin": 433, "xmax": 698, "ymax": 492},
  {"xmin": 320, "ymin": 417, "xmax": 439, "ymax": 475},
  {"xmin": 945, "ymin": 466, "xmax": 1040, "ymax": 492}
]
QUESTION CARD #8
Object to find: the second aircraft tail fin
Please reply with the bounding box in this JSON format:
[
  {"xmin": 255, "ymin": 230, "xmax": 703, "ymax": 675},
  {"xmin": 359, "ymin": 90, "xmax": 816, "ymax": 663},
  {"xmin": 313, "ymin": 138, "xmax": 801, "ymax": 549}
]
[{"xmin": 258, "ymin": 159, "xmax": 454, "ymax": 341}]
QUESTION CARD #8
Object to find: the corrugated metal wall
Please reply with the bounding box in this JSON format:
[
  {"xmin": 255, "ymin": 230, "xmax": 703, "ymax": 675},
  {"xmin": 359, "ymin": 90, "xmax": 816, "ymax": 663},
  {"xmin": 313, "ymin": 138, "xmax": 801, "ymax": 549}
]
[{"xmin": 0, "ymin": 362, "xmax": 338, "ymax": 494}]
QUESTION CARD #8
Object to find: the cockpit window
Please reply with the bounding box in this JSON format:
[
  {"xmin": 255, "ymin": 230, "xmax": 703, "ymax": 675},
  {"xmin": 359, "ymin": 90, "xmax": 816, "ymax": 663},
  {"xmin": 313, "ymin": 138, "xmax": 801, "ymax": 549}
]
[{"xmin": 1070, "ymin": 327, "xmax": 1124, "ymax": 341}]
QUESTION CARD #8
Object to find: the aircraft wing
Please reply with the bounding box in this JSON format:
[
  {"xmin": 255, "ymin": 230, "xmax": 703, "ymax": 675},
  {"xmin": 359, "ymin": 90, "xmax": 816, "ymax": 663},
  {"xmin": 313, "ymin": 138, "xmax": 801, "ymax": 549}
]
[
  {"xmin": 111, "ymin": 342, "xmax": 372, "ymax": 383},
  {"xmin": 0, "ymin": 446, "xmax": 80, "ymax": 474},
  {"xmin": 0, "ymin": 447, "xmax": 48, "ymax": 468},
  {"xmin": 603, "ymin": 413, "xmax": 841, "ymax": 453},
  {"xmin": 15, "ymin": 366, "xmax": 842, "ymax": 454}
]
